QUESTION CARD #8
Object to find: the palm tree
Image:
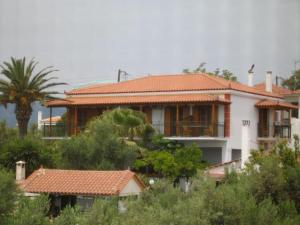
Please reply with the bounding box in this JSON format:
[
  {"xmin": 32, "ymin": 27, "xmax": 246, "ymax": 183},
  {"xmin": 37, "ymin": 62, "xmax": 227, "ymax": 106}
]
[
  {"xmin": 108, "ymin": 108, "xmax": 146, "ymax": 140},
  {"xmin": 0, "ymin": 57, "xmax": 66, "ymax": 137}
]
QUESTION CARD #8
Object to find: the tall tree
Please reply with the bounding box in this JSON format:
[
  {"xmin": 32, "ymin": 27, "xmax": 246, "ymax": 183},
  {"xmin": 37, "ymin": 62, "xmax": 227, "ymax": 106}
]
[
  {"xmin": 0, "ymin": 57, "xmax": 65, "ymax": 137},
  {"xmin": 183, "ymin": 62, "xmax": 237, "ymax": 81},
  {"xmin": 282, "ymin": 69, "xmax": 300, "ymax": 90}
]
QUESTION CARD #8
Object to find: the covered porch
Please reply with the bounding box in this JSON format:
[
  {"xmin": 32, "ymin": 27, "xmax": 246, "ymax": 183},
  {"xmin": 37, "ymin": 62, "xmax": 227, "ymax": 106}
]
[
  {"xmin": 256, "ymin": 99, "xmax": 298, "ymax": 139},
  {"xmin": 45, "ymin": 93, "xmax": 231, "ymax": 138}
]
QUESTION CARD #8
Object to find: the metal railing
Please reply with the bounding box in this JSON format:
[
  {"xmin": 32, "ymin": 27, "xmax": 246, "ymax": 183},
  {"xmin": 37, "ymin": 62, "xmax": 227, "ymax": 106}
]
[
  {"xmin": 152, "ymin": 121, "xmax": 225, "ymax": 137},
  {"xmin": 41, "ymin": 121, "xmax": 225, "ymax": 138},
  {"xmin": 42, "ymin": 122, "xmax": 67, "ymax": 137},
  {"xmin": 257, "ymin": 122, "xmax": 291, "ymax": 138}
]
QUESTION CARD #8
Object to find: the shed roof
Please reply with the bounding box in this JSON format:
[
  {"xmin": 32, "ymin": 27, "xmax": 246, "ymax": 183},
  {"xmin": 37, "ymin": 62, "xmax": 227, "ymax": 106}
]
[{"xmin": 20, "ymin": 169, "xmax": 145, "ymax": 196}]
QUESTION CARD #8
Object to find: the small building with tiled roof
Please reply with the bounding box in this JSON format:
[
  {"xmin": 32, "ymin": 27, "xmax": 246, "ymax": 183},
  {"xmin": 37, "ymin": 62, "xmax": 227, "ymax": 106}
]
[
  {"xmin": 46, "ymin": 71, "xmax": 300, "ymax": 165},
  {"xmin": 16, "ymin": 161, "xmax": 145, "ymax": 213}
]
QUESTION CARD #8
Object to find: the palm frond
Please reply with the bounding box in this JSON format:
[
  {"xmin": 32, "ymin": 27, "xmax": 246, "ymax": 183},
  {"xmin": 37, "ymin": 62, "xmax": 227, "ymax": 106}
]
[
  {"xmin": 38, "ymin": 82, "xmax": 67, "ymax": 91},
  {"xmin": 0, "ymin": 57, "xmax": 65, "ymax": 106}
]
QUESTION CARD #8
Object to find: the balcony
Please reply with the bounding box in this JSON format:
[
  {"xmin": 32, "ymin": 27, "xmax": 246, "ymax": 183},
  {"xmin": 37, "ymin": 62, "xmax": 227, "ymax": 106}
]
[
  {"xmin": 257, "ymin": 122, "xmax": 291, "ymax": 139},
  {"xmin": 41, "ymin": 122, "xmax": 67, "ymax": 138},
  {"xmin": 152, "ymin": 121, "xmax": 225, "ymax": 138}
]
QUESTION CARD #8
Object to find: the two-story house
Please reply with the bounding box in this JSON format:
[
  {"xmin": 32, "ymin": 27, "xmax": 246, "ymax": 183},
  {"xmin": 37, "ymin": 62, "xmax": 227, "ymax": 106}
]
[{"xmin": 47, "ymin": 72, "xmax": 298, "ymax": 164}]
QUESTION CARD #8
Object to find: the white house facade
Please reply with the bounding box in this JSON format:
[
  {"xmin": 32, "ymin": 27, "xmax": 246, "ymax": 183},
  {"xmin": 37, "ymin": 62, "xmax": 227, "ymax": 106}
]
[{"xmin": 47, "ymin": 72, "xmax": 299, "ymax": 165}]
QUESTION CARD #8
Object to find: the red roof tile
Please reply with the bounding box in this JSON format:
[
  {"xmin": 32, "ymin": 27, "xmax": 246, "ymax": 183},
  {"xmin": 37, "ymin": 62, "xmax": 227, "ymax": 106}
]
[
  {"xmin": 255, "ymin": 99, "xmax": 298, "ymax": 109},
  {"xmin": 254, "ymin": 83, "xmax": 292, "ymax": 95},
  {"xmin": 46, "ymin": 94, "xmax": 231, "ymax": 107},
  {"xmin": 66, "ymin": 74, "xmax": 282, "ymax": 98},
  {"xmin": 41, "ymin": 116, "xmax": 62, "ymax": 123},
  {"xmin": 21, "ymin": 169, "xmax": 145, "ymax": 196},
  {"xmin": 289, "ymin": 89, "xmax": 300, "ymax": 95}
]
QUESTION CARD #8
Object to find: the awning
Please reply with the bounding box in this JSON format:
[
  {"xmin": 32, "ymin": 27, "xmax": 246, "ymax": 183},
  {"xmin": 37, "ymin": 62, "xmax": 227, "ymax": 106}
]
[
  {"xmin": 255, "ymin": 99, "xmax": 298, "ymax": 110},
  {"xmin": 46, "ymin": 94, "xmax": 231, "ymax": 107}
]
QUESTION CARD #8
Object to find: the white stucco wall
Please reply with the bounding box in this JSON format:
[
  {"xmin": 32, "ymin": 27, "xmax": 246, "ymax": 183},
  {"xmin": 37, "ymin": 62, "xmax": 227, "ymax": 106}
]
[
  {"xmin": 179, "ymin": 139, "xmax": 227, "ymax": 164},
  {"xmin": 119, "ymin": 178, "xmax": 142, "ymax": 197},
  {"xmin": 164, "ymin": 92, "xmax": 285, "ymax": 163},
  {"xmin": 229, "ymin": 94, "xmax": 260, "ymax": 151},
  {"xmin": 291, "ymin": 118, "xmax": 300, "ymax": 147}
]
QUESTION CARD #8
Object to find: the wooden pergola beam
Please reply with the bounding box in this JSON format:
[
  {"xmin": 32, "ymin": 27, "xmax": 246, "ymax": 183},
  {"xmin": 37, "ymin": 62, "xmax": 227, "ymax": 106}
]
[{"xmin": 74, "ymin": 107, "xmax": 78, "ymax": 135}]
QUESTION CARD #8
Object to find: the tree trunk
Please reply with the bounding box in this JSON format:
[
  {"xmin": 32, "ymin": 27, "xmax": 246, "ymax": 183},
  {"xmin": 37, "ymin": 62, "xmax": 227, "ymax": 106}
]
[{"xmin": 15, "ymin": 103, "xmax": 32, "ymax": 138}]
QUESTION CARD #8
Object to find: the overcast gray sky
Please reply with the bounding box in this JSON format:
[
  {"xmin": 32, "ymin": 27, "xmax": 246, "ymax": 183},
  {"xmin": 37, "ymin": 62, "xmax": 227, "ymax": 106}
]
[{"xmin": 0, "ymin": 0, "xmax": 299, "ymax": 91}]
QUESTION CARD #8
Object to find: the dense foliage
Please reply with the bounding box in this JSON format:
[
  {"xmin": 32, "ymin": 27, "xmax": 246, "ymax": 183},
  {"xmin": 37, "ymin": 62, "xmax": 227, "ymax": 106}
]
[
  {"xmin": 0, "ymin": 135, "xmax": 58, "ymax": 176},
  {"xmin": 0, "ymin": 122, "xmax": 58, "ymax": 175},
  {"xmin": 282, "ymin": 69, "xmax": 300, "ymax": 90},
  {"xmin": 2, "ymin": 141, "xmax": 300, "ymax": 225},
  {"xmin": 59, "ymin": 115, "xmax": 140, "ymax": 170},
  {"xmin": 135, "ymin": 143, "xmax": 203, "ymax": 179},
  {"xmin": 1, "ymin": 109, "xmax": 300, "ymax": 224},
  {"xmin": 183, "ymin": 62, "xmax": 238, "ymax": 81},
  {"xmin": 0, "ymin": 169, "xmax": 18, "ymax": 225}
]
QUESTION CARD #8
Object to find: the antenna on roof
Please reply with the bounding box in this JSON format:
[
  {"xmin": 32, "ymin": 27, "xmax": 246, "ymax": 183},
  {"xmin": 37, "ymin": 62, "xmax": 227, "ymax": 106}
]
[
  {"xmin": 117, "ymin": 69, "xmax": 121, "ymax": 82},
  {"xmin": 117, "ymin": 69, "xmax": 129, "ymax": 82},
  {"xmin": 248, "ymin": 64, "xmax": 255, "ymax": 73}
]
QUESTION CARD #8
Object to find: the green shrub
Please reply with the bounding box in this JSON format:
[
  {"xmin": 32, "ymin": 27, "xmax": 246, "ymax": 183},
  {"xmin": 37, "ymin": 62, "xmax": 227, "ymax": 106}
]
[
  {"xmin": 0, "ymin": 135, "xmax": 58, "ymax": 175},
  {"xmin": 59, "ymin": 118, "xmax": 139, "ymax": 170},
  {"xmin": 0, "ymin": 168, "xmax": 18, "ymax": 225},
  {"xmin": 8, "ymin": 195, "xmax": 50, "ymax": 225}
]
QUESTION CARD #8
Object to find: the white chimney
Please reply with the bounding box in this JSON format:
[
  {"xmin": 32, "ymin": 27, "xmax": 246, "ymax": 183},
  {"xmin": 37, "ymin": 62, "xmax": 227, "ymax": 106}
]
[
  {"xmin": 248, "ymin": 71, "xmax": 254, "ymax": 87},
  {"xmin": 16, "ymin": 161, "xmax": 26, "ymax": 181},
  {"xmin": 241, "ymin": 120, "xmax": 250, "ymax": 168},
  {"xmin": 265, "ymin": 71, "xmax": 272, "ymax": 92},
  {"xmin": 37, "ymin": 111, "xmax": 43, "ymax": 130}
]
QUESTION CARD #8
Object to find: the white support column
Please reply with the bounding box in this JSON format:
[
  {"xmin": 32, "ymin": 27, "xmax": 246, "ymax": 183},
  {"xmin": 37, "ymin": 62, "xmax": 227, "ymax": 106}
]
[
  {"xmin": 222, "ymin": 142, "xmax": 231, "ymax": 163},
  {"xmin": 241, "ymin": 120, "xmax": 251, "ymax": 168},
  {"xmin": 37, "ymin": 111, "xmax": 43, "ymax": 130}
]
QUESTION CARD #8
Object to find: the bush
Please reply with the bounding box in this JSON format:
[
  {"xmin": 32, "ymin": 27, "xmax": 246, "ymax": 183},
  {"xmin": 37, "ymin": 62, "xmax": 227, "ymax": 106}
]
[
  {"xmin": 0, "ymin": 168, "xmax": 18, "ymax": 225},
  {"xmin": 0, "ymin": 135, "xmax": 58, "ymax": 175},
  {"xmin": 0, "ymin": 120, "xmax": 17, "ymax": 146},
  {"xmin": 53, "ymin": 206, "xmax": 80, "ymax": 225},
  {"xmin": 7, "ymin": 195, "xmax": 50, "ymax": 225},
  {"xmin": 135, "ymin": 143, "xmax": 203, "ymax": 179},
  {"xmin": 59, "ymin": 118, "xmax": 139, "ymax": 170}
]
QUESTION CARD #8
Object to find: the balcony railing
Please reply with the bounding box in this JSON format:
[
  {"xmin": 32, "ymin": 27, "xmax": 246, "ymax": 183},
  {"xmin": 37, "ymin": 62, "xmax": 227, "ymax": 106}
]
[
  {"xmin": 41, "ymin": 121, "xmax": 225, "ymax": 138},
  {"xmin": 152, "ymin": 121, "xmax": 225, "ymax": 138},
  {"xmin": 257, "ymin": 122, "xmax": 291, "ymax": 139},
  {"xmin": 42, "ymin": 122, "xmax": 67, "ymax": 137}
]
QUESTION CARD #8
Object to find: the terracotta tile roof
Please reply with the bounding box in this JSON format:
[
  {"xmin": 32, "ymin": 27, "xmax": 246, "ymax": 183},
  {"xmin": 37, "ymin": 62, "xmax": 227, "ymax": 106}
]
[
  {"xmin": 254, "ymin": 83, "xmax": 292, "ymax": 95},
  {"xmin": 255, "ymin": 99, "xmax": 298, "ymax": 109},
  {"xmin": 21, "ymin": 169, "xmax": 145, "ymax": 196},
  {"xmin": 289, "ymin": 89, "xmax": 300, "ymax": 95},
  {"xmin": 288, "ymin": 89, "xmax": 300, "ymax": 96},
  {"xmin": 41, "ymin": 116, "xmax": 62, "ymax": 123},
  {"xmin": 46, "ymin": 94, "xmax": 231, "ymax": 107},
  {"xmin": 66, "ymin": 74, "xmax": 281, "ymax": 98},
  {"xmin": 207, "ymin": 159, "xmax": 241, "ymax": 181},
  {"xmin": 207, "ymin": 172, "xmax": 225, "ymax": 180}
]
